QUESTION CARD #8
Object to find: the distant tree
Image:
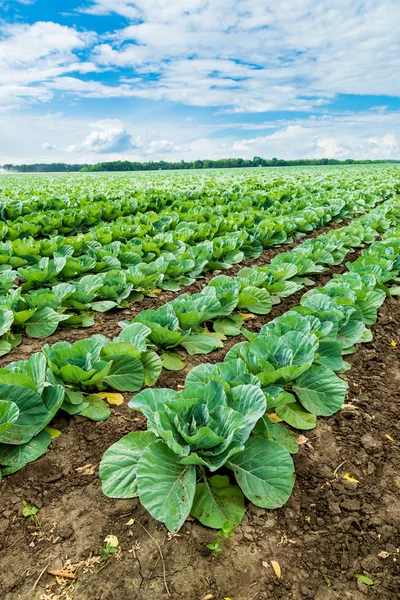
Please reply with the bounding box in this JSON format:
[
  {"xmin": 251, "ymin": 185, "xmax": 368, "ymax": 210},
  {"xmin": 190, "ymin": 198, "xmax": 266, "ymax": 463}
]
[{"xmin": 1, "ymin": 158, "xmax": 395, "ymax": 173}]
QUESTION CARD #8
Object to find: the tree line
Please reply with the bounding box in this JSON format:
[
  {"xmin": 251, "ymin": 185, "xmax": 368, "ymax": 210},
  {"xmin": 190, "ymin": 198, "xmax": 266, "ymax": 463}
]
[{"xmin": 1, "ymin": 157, "xmax": 397, "ymax": 173}]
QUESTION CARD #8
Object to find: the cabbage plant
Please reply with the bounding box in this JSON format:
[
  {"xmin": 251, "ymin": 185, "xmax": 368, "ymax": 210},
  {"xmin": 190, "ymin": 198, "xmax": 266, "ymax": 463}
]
[
  {"xmin": 0, "ymin": 353, "xmax": 64, "ymax": 478},
  {"xmin": 100, "ymin": 380, "xmax": 295, "ymax": 532}
]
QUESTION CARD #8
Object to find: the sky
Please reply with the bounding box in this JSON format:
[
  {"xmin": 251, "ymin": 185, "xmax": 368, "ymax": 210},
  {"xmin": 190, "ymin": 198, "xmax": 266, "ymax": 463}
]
[{"xmin": 0, "ymin": 0, "xmax": 399, "ymax": 164}]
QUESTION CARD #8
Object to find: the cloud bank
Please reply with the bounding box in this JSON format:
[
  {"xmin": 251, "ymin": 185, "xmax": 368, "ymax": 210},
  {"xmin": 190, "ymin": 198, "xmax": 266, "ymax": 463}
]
[{"xmin": 0, "ymin": 1, "xmax": 399, "ymax": 162}]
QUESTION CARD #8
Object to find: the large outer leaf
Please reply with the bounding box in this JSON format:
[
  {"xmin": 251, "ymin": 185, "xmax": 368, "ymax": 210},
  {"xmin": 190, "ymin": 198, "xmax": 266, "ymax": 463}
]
[
  {"xmin": 129, "ymin": 388, "xmax": 178, "ymax": 421},
  {"xmin": 160, "ymin": 352, "xmax": 185, "ymax": 371},
  {"xmin": 0, "ymin": 429, "xmax": 51, "ymax": 468},
  {"xmin": 275, "ymin": 402, "xmax": 317, "ymax": 430},
  {"xmin": 191, "ymin": 475, "xmax": 245, "ymax": 529},
  {"xmin": 337, "ymin": 319, "xmax": 365, "ymax": 349},
  {"xmin": 181, "ymin": 334, "xmax": 223, "ymax": 356},
  {"xmin": 41, "ymin": 384, "xmax": 65, "ymax": 425},
  {"xmin": 0, "ymin": 400, "xmax": 19, "ymax": 437},
  {"xmin": 237, "ymin": 286, "xmax": 272, "ymax": 314},
  {"xmin": 228, "ymin": 437, "xmax": 295, "ymax": 509},
  {"xmin": 25, "ymin": 308, "xmax": 69, "ymax": 338},
  {"xmin": 103, "ymin": 355, "xmax": 144, "ymax": 391},
  {"xmin": 0, "ymin": 308, "xmax": 14, "ymax": 336},
  {"xmin": 141, "ymin": 350, "xmax": 162, "ymax": 387},
  {"xmin": 116, "ymin": 323, "xmax": 151, "ymax": 351},
  {"xmin": 0, "ymin": 385, "xmax": 47, "ymax": 444},
  {"xmin": 357, "ymin": 290, "xmax": 385, "ymax": 324},
  {"xmin": 0, "ymin": 372, "xmax": 37, "ymax": 391},
  {"xmin": 78, "ymin": 395, "xmax": 111, "ymax": 421},
  {"xmin": 137, "ymin": 440, "xmax": 196, "ymax": 533},
  {"xmin": 100, "ymin": 431, "xmax": 156, "ymax": 498},
  {"xmin": 316, "ymin": 340, "xmax": 344, "ymax": 371},
  {"xmin": 253, "ymin": 415, "xmax": 299, "ymax": 454},
  {"xmin": 6, "ymin": 352, "xmax": 47, "ymax": 393},
  {"xmin": 60, "ymin": 364, "xmax": 97, "ymax": 385},
  {"xmin": 292, "ymin": 365, "xmax": 348, "ymax": 416}
]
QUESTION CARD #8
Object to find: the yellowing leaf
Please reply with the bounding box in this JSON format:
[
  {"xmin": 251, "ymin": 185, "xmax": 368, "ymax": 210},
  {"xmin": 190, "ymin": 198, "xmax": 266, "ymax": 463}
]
[
  {"xmin": 104, "ymin": 535, "xmax": 119, "ymax": 548},
  {"xmin": 271, "ymin": 560, "xmax": 281, "ymax": 579},
  {"xmin": 238, "ymin": 312, "xmax": 257, "ymax": 320},
  {"xmin": 385, "ymin": 434, "xmax": 394, "ymax": 442},
  {"xmin": 267, "ymin": 413, "xmax": 283, "ymax": 423},
  {"xmin": 343, "ymin": 472, "xmax": 360, "ymax": 484},
  {"xmin": 126, "ymin": 518, "xmax": 135, "ymax": 526},
  {"xmin": 150, "ymin": 288, "xmax": 162, "ymax": 295},
  {"xmin": 391, "ymin": 340, "xmax": 397, "ymax": 347},
  {"xmin": 97, "ymin": 392, "xmax": 124, "ymax": 406},
  {"xmin": 44, "ymin": 426, "xmax": 62, "ymax": 439}
]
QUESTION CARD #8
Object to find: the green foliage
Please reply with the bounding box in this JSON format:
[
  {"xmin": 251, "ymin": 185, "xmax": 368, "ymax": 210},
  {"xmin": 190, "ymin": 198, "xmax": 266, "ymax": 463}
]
[
  {"xmin": 100, "ymin": 212, "xmax": 400, "ymax": 531},
  {"xmin": 22, "ymin": 501, "xmax": 39, "ymax": 521},
  {"xmin": 206, "ymin": 522, "xmax": 237, "ymax": 557}
]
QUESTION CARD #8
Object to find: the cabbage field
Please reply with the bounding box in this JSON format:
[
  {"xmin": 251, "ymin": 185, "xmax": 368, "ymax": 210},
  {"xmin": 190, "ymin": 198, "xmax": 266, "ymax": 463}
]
[{"xmin": 0, "ymin": 166, "xmax": 399, "ymax": 600}]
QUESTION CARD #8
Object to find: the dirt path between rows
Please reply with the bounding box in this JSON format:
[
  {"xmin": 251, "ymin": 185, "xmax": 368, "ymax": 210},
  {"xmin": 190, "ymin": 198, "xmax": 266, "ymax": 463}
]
[{"xmin": 0, "ymin": 265, "xmax": 399, "ymax": 599}]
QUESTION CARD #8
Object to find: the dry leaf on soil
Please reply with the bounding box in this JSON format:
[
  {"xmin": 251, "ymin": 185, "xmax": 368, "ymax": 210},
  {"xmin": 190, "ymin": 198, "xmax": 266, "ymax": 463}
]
[
  {"xmin": 104, "ymin": 535, "xmax": 119, "ymax": 548},
  {"xmin": 343, "ymin": 472, "xmax": 360, "ymax": 484},
  {"xmin": 296, "ymin": 435, "xmax": 309, "ymax": 445},
  {"xmin": 76, "ymin": 464, "xmax": 96, "ymax": 476},
  {"xmin": 271, "ymin": 561, "xmax": 282, "ymax": 579},
  {"xmin": 97, "ymin": 392, "xmax": 124, "ymax": 406},
  {"xmin": 262, "ymin": 560, "xmax": 281, "ymax": 579}
]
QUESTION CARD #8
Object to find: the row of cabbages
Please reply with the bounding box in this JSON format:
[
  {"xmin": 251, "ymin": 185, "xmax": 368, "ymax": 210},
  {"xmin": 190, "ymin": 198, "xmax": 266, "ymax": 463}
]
[{"xmin": 0, "ymin": 198, "xmax": 396, "ymax": 358}]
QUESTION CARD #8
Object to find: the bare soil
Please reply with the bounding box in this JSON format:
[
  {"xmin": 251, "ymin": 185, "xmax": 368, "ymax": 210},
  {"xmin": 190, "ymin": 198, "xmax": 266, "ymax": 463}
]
[{"xmin": 0, "ymin": 260, "xmax": 399, "ymax": 599}]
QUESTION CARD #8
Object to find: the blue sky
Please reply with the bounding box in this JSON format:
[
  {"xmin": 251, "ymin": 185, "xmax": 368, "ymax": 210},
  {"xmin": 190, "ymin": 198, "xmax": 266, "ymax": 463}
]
[{"xmin": 0, "ymin": 0, "xmax": 399, "ymax": 164}]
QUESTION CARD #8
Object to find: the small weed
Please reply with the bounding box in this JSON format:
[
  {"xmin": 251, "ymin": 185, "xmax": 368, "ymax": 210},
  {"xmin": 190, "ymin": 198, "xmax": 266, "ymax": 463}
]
[
  {"xmin": 207, "ymin": 522, "xmax": 236, "ymax": 557},
  {"xmin": 22, "ymin": 501, "xmax": 39, "ymax": 521},
  {"xmin": 101, "ymin": 535, "xmax": 119, "ymax": 561}
]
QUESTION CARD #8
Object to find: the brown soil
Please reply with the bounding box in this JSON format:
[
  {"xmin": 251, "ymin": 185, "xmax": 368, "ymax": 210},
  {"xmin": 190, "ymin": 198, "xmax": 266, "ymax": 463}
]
[
  {"xmin": 0, "ymin": 218, "xmax": 352, "ymax": 366},
  {"xmin": 1, "ymin": 269, "xmax": 399, "ymax": 599}
]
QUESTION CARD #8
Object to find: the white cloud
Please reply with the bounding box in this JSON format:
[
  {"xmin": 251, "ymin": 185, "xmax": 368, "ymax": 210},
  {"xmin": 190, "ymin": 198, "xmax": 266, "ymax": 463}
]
[
  {"xmin": 0, "ymin": 21, "xmax": 96, "ymax": 109},
  {"xmin": 65, "ymin": 120, "xmax": 185, "ymax": 156},
  {"xmin": 230, "ymin": 110, "xmax": 400, "ymax": 160},
  {"xmin": 66, "ymin": 120, "xmax": 134, "ymax": 153},
  {"xmin": 1, "ymin": 1, "xmax": 399, "ymax": 120},
  {"xmin": 41, "ymin": 142, "xmax": 56, "ymax": 150},
  {"xmin": 1, "ymin": 108, "xmax": 399, "ymax": 165},
  {"xmin": 80, "ymin": 0, "xmax": 141, "ymax": 19},
  {"xmin": 85, "ymin": 0, "xmax": 400, "ymax": 112}
]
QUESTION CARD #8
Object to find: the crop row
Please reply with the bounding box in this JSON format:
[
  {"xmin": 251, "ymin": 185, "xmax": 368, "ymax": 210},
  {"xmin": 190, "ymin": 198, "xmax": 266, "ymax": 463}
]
[
  {"xmin": 98, "ymin": 225, "xmax": 400, "ymax": 533},
  {"xmin": 0, "ymin": 196, "xmax": 397, "ymax": 356},
  {"xmin": 0, "ymin": 176, "xmax": 385, "ymax": 255},
  {"xmin": 0, "ymin": 174, "xmax": 368, "ymax": 241},
  {"xmin": 0, "ymin": 201, "xmax": 398, "ymax": 481},
  {"xmin": 2, "ymin": 166, "xmax": 398, "ymax": 220}
]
